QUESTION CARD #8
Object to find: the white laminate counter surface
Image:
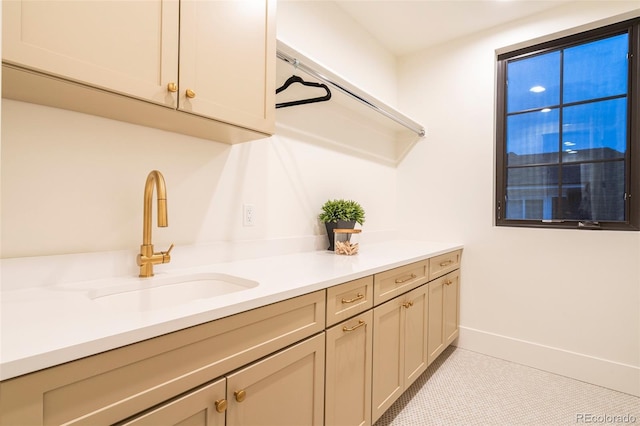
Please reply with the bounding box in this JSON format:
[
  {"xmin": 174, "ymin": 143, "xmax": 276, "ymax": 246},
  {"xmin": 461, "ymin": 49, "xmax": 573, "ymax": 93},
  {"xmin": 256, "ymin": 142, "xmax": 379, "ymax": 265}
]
[{"xmin": 0, "ymin": 240, "xmax": 462, "ymax": 381}]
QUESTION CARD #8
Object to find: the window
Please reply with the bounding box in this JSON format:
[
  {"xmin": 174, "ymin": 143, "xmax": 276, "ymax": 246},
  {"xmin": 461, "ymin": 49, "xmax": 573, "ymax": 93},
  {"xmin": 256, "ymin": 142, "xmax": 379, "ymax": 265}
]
[{"xmin": 496, "ymin": 19, "xmax": 639, "ymax": 230}]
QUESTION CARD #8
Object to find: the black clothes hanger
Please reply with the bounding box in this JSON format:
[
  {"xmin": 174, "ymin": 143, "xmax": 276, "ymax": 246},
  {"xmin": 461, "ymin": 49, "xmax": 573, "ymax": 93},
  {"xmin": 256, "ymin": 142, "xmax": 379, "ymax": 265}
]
[{"xmin": 275, "ymin": 75, "xmax": 332, "ymax": 108}]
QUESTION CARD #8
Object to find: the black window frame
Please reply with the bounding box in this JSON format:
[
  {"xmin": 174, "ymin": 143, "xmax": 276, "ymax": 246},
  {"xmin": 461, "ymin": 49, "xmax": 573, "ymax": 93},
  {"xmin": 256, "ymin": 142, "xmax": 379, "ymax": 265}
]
[{"xmin": 495, "ymin": 18, "xmax": 640, "ymax": 231}]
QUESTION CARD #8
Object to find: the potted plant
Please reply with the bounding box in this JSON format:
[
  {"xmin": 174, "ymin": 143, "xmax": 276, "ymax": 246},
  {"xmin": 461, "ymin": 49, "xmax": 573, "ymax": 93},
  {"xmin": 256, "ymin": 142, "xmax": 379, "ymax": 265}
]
[{"xmin": 318, "ymin": 199, "xmax": 365, "ymax": 250}]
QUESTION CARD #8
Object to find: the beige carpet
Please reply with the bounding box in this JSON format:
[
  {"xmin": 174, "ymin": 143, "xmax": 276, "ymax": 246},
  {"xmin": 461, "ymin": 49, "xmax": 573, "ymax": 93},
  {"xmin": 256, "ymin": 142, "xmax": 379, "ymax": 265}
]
[{"xmin": 374, "ymin": 346, "xmax": 640, "ymax": 426}]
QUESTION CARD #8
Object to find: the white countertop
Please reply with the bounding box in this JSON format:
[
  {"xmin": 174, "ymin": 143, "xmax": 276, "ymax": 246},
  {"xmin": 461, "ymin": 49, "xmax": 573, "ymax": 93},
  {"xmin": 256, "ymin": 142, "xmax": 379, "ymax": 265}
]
[{"xmin": 0, "ymin": 240, "xmax": 462, "ymax": 381}]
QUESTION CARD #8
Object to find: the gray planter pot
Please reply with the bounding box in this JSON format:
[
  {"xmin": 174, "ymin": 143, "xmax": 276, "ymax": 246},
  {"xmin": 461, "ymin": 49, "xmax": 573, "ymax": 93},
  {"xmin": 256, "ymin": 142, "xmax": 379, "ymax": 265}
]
[{"xmin": 324, "ymin": 220, "xmax": 356, "ymax": 251}]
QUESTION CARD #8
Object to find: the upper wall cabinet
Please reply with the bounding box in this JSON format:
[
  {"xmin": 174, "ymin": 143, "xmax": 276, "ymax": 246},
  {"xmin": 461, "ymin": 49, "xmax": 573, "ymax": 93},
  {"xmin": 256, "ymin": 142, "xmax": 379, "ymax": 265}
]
[
  {"xmin": 2, "ymin": 0, "xmax": 275, "ymax": 143},
  {"xmin": 2, "ymin": 1, "xmax": 180, "ymax": 107},
  {"xmin": 179, "ymin": 1, "xmax": 275, "ymax": 134}
]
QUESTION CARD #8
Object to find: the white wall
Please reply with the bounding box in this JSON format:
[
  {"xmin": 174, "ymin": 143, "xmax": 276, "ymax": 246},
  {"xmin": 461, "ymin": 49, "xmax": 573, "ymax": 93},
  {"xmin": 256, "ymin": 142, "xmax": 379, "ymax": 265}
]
[
  {"xmin": 277, "ymin": 0, "xmax": 397, "ymax": 106},
  {"xmin": 0, "ymin": 98, "xmax": 398, "ymax": 258},
  {"xmin": 0, "ymin": 1, "xmax": 399, "ymax": 260},
  {"xmin": 397, "ymin": 2, "xmax": 640, "ymax": 395}
]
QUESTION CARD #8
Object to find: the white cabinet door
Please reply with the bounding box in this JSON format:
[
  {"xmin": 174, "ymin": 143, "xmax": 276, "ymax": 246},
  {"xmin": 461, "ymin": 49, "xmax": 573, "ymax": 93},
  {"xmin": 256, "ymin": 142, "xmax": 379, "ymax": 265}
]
[
  {"xmin": 2, "ymin": 0, "xmax": 179, "ymax": 106},
  {"xmin": 179, "ymin": 0, "xmax": 275, "ymax": 134}
]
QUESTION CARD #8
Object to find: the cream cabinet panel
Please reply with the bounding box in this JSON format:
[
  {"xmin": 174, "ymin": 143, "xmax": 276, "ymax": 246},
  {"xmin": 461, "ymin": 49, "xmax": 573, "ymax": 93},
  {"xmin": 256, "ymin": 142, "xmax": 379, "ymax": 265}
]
[
  {"xmin": 121, "ymin": 378, "xmax": 226, "ymax": 426},
  {"xmin": 403, "ymin": 285, "xmax": 429, "ymax": 386},
  {"xmin": 372, "ymin": 297, "xmax": 404, "ymax": 422},
  {"xmin": 443, "ymin": 270, "xmax": 461, "ymax": 345},
  {"xmin": 179, "ymin": 0, "xmax": 275, "ymax": 134},
  {"xmin": 2, "ymin": 0, "xmax": 179, "ymax": 106},
  {"xmin": 429, "ymin": 250, "xmax": 462, "ymax": 280},
  {"xmin": 2, "ymin": 0, "xmax": 275, "ymax": 144},
  {"xmin": 372, "ymin": 284, "xmax": 429, "ymax": 423},
  {"xmin": 326, "ymin": 276, "xmax": 374, "ymax": 327},
  {"xmin": 0, "ymin": 291, "xmax": 324, "ymax": 426},
  {"xmin": 226, "ymin": 333, "xmax": 325, "ymax": 426},
  {"xmin": 325, "ymin": 311, "xmax": 373, "ymax": 426},
  {"xmin": 373, "ymin": 259, "xmax": 429, "ymax": 305},
  {"xmin": 428, "ymin": 276, "xmax": 445, "ymax": 365},
  {"xmin": 428, "ymin": 270, "xmax": 460, "ymax": 365}
]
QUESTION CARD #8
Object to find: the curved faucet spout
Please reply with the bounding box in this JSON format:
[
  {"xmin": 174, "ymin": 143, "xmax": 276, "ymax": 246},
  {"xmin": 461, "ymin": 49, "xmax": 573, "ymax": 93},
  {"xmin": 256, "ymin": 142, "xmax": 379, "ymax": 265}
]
[
  {"xmin": 138, "ymin": 170, "xmax": 172, "ymax": 278},
  {"xmin": 143, "ymin": 170, "xmax": 168, "ymax": 245}
]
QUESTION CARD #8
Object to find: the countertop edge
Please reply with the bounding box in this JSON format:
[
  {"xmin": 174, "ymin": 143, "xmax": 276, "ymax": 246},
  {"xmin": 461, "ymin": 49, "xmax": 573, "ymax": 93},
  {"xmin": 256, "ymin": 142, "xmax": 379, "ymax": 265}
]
[{"xmin": 0, "ymin": 241, "xmax": 463, "ymax": 381}]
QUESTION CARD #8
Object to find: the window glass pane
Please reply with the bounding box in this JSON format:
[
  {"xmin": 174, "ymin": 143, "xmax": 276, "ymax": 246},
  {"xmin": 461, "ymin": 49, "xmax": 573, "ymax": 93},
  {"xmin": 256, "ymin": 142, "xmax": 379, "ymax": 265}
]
[
  {"xmin": 563, "ymin": 34, "xmax": 628, "ymax": 103},
  {"xmin": 497, "ymin": 22, "xmax": 636, "ymax": 229},
  {"xmin": 560, "ymin": 162, "xmax": 625, "ymax": 221},
  {"xmin": 507, "ymin": 51, "xmax": 560, "ymax": 113},
  {"xmin": 506, "ymin": 166, "xmax": 559, "ymax": 220},
  {"xmin": 562, "ymin": 98, "xmax": 627, "ymax": 162},
  {"xmin": 507, "ymin": 109, "xmax": 559, "ymax": 166}
]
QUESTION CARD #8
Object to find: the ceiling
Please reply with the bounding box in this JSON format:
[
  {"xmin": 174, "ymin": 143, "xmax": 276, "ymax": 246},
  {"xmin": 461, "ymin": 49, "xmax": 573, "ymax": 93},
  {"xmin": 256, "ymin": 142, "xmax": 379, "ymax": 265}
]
[{"xmin": 334, "ymin": 0, "xmax": 576, "ymax": 56}]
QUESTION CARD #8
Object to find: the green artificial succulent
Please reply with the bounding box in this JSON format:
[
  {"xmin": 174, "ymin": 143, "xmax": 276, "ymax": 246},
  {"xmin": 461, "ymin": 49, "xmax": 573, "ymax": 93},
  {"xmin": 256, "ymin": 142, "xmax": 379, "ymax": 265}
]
[{"xmin": 318, "ymin": 199, "xmax": 365, "ymax": 225}]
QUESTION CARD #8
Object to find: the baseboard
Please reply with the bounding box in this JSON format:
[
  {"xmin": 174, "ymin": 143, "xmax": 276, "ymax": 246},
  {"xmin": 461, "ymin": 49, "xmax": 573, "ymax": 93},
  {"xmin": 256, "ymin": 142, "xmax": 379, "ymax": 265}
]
[{"xmin": 456, "ymin": 326, "xmax": 640, "ymax": 397}]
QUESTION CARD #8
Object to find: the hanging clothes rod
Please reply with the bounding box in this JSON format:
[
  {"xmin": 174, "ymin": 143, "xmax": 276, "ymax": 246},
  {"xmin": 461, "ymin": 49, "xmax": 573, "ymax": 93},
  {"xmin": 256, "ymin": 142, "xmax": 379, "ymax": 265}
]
[{"xmin": 276, "ymin": 49, "xmax": 426, "ymax": 138}]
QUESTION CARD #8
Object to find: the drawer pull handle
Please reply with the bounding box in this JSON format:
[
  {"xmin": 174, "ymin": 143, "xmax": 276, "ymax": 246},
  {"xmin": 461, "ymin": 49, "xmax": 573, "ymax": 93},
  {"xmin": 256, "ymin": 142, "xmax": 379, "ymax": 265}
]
[
  {"xmin": 167, "ymin": 82, "xmax": 178, "ymax": 93},
  {"xmin": 185, "ymin": 88, "xmax": 196, "ymax": 99},
  {"xmin": 439, "ymin": 260, "xmax": 454, "ymax": 267},
  {"xmin": 234, "ymin": 390, "xmax": 246, "ymax": 402},
  {"xmin": 215, "ymin": 399, "xmax": 227, "ymax": 413},
  {"xmin": 402, "ymin": 301, "xmax": 414, "ymax": 309},
  {"xmin": 342, "ymin": 293, "xmax": 364, "ymax": 304},
  {"xmin": 395, "ymin": 273, "xmax": 416, "ymax": 284},
  {"xmin": 445, "ymin": 279, "xmax": 453, "ymax": 286},
  {"xmin": 343, "ymin": 320, "xmax": 366, "ymax": 332}
]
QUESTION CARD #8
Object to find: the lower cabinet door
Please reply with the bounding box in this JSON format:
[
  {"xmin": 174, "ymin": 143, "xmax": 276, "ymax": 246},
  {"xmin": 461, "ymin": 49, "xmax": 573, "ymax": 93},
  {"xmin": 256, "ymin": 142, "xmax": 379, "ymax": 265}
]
[
  {"xmin": 120, "ymin": 378, "xmax": 226, "ymax": 426},
  {"xmin": 372, "ymin": 284, "xmax": 430, "ymax": 423},
  {"xmin": 427, "ymin": 277, "xmax": 445, "ymax": 365},
  {"xmin": 443, "ymin": 269, "xmax": 460, "ymax": 345},
  {"xmin": 225, "ymin": 333, "xmax": 325, "ymax": 426},
  {"xmin": 372, "ymin": 297, "xmax": 404, "ymax": 423},
  {"xmin": 428, "ymin": 269, "xmax": 460, "ymax": 365},
  {"xmin": 325, "ymin": 310, "xmax": 373, "ymax": 426},
  {"xmin": 403, "ymin": 284, "xmax": 429, "ymax": 387}
]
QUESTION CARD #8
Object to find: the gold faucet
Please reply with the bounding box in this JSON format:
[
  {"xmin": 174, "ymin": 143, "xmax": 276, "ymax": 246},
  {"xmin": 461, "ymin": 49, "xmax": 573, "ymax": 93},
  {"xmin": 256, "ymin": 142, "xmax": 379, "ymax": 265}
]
[{"xmin": 137, "ymin": 170, "xmax": 174, "ymax": 277}]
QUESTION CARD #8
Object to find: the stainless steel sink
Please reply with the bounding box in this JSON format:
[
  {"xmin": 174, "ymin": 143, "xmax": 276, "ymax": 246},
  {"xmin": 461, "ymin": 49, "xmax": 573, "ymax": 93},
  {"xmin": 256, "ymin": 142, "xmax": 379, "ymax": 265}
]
[{"xmin": 89, "ymin": 273, "xmax": 258, "ymax": 312}]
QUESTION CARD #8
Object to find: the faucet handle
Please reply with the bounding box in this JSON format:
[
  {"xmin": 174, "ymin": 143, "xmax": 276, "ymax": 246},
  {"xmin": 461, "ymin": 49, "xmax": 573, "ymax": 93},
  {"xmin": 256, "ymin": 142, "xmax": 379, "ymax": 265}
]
[{"xmin": 161, "ymin": 243, "xmax": 174, "ymax": 263}]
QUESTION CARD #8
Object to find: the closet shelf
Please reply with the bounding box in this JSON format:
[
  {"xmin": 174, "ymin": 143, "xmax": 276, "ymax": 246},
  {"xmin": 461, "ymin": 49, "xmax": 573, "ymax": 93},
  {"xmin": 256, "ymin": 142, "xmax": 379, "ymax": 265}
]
[{"xmin": 275, "ymin": 39, "xmax": 426, "ymax": 165}]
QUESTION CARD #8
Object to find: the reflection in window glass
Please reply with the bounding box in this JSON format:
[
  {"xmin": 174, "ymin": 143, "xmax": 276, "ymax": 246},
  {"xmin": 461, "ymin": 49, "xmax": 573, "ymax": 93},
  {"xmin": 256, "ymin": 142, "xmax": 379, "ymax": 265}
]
[
  {"xmin": 561, "ymin": 98, "xmax": 627, "ymax": 162},
  {"xmin": 507, "ymin": 51, "xmax": 560, "ymax": 113},
  {"xmin": 563, "ymin": 33, "xmax": 628, "ymax": 103},
  {"xmin": 506, "ymin": 166, "xmax": 559, "ymax": 220},
  {"xmin": 561, "ymin": 163, "xmax": 625, "ymax": 221},
  {"xmin": 507, "ymin": 109, "xmax": 559, "ymax": 166}
]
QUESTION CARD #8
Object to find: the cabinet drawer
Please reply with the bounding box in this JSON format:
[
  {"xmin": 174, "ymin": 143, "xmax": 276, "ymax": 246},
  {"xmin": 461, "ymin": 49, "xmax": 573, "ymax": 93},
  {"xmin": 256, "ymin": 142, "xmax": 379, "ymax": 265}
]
[
  {"xmin": 0, "ymin": 291, "xmax": 325, "ymax": 426},
  {"xmin": 373, "ymin": 260, "xmax": 429, "ymax": 305},
  {"xmin": 326, "ymin": 276, "xmax": 373, "ymax": 327},
  {"xmin": 429, "ymin": 250, "xmax": 462, "ymax": 280}
]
